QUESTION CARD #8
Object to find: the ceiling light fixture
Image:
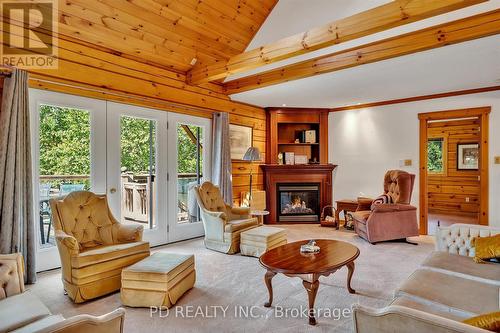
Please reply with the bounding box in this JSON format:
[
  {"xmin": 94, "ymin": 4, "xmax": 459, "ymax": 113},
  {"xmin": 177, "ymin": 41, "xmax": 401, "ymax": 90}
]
[{"xmin": 190, "ymin": 58, "xmax": 198, "ymax": 66}]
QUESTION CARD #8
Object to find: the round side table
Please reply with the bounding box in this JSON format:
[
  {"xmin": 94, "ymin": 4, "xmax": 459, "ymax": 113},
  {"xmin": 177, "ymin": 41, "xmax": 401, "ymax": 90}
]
[{"xmin": 250, "ymin": 210, "xmax": 269, "ymax": 225}]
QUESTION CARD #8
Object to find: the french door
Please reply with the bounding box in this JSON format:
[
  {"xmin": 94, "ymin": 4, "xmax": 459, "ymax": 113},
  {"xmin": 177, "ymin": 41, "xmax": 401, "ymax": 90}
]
[
  {"xmin": 106, "ymin": 102, "xmax": 169, "ymax": 246},
  {"xmin": 30, "ymin": 89, "xmax": 106, "ymax": 272},
  {"xmin": 167, "ymin": 112, "xmax": 211, "ymax": 242},
  {"xmin": 31, "ymin": 90, "xmax": 211, "ymax": 271}
]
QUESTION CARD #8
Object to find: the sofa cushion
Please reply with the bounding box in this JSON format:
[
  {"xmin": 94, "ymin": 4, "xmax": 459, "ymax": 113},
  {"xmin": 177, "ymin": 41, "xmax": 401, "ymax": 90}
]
[
  {"xmin": 0, "ymin": 291, "xmax": 51, "ymax": 332},
  {"xmin": 224, "ymin": 219, "xmax": 257, "ymax": 232},
  {"xmin": 72, "ymin": 241, "xmax": 150, "ymax": 268},
  {"xmin": 11, "ymin": 314, "xmax": 65, "ymax": 333},
  {"xmin": 421, "ymin": 251, "xmax": 500, "ymax": 286},
  {"xmin": 352, "ymin": 211, "xmax": 371, "ymax": 224},
  {"xmin": 395, "ymin": 269, "xmax": 499, "ymax": 316},
  {"xmin": 391, "ymin": 296, "xmax": 471, "ymax": 321}
]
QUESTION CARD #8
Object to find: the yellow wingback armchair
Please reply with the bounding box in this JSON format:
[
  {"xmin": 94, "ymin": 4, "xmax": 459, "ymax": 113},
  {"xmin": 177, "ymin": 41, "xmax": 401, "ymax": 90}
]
[
  {"xmin": 50, "ymin": 191, "xmax": 150, "ymax": 303},
  {"xmin": 193, "ymin": 182, "xmax": 258, "ymax": 254}
]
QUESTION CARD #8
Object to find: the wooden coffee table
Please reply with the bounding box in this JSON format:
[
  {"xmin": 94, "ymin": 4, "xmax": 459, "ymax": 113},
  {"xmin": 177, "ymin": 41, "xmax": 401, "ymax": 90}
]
[{"xmin": 259, "ymin": 239, "xmax": 360, "ymax": 325}]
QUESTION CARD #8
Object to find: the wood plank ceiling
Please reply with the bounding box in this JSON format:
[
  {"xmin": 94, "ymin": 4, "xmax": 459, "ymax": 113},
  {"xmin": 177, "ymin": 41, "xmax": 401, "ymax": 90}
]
[{"xmin": 58, "ymin": 0, "xmax": 278, "ymax": 73}]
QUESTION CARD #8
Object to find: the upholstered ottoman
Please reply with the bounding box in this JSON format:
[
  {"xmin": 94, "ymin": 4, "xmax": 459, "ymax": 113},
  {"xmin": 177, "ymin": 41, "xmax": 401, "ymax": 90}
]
[
  {"xmin": 121, "ymin": 252, "xmax": 195, "ymax": 308},
  {"xmin": 240, "ymin": 226, "xmax": 287, "ymax": 257}
]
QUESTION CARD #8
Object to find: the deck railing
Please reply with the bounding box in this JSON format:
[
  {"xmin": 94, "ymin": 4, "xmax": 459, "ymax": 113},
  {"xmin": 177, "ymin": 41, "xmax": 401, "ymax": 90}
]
[{"xmin": 40, "ymin": 173, "xmax": 200, "ymax": 225}]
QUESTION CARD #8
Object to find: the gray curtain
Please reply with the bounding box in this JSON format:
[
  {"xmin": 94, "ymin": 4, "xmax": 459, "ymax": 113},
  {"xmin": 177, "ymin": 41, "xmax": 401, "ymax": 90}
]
[
  {"xmin": 212, "ymin": 112, "xmax": 233, "ymax": 204},
  {"xmin": 0, "ymin": 69, "xmax": 36, "ymax": 283}
]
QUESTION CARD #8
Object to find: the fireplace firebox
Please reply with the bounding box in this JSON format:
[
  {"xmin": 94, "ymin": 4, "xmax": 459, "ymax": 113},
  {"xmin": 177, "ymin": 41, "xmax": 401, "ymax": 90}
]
[{"xmin": 277, "ymin": 183, "xmax": 320, "ymax": 222}]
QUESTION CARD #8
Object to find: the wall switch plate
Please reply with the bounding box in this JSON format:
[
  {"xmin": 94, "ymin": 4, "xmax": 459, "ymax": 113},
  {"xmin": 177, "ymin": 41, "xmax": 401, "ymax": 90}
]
[
  {"xmin": 399, "ymin": 159, "xmax": 412, "ymax": 167},
  {"xmin": 495, "ymin": 156, "xmax": 500, "ymax": 164}
]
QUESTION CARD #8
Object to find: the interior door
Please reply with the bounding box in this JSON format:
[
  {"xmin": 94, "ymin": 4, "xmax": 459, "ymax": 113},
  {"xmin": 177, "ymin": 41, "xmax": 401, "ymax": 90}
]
[
  {"xmin": 167, "ymin": 112, "xmax": 211, "ymax": 242},
  {"xmin": 106, "ymin": 102, "xmax": 168, "ymax": 246},
  {"xmin": 30, "ymin": 89, "xmax": 106, "ymax": 272}
]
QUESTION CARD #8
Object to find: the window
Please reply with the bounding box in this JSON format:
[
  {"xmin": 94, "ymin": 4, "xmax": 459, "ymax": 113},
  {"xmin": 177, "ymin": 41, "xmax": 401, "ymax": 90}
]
[{"xmin": 427, "ymin": 137, "xmax": 446, "ymax": 174}]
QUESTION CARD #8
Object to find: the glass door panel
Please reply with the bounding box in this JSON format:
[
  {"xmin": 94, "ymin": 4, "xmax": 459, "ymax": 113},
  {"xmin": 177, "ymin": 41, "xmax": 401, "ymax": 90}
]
[
  {"xmin": 38, "ymin": 105, "xmax": 91, "ymax": 247},
  {"xmin": 107, "ymin": 102, "xmax": 168, "ymax": 246},
  {"xmin": 120, "ymin": 116, "xmax": 156, "ymax": 229},
  {"xmin": 177, "ymin": 124, "xmax": 203, "ymax": 224},
  {"xmin": 168, "ymin": 113, "xmax": 211, "ymax": 242},
  {"xmin": 30, "ymin": 89, "xmax": 106, "ymax": 272}
]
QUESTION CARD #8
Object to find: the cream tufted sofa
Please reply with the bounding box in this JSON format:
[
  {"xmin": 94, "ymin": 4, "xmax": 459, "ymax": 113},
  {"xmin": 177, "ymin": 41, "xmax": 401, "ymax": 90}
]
[
  {"xmin": 193, "ymin": 182, "xmax": 258, "ymax": 254},
  {"xmin": 0, "ymin": 253, "xmax": 126, "ymax": 332},
  {"xmin": 435, "ymin": 223, "xmax": 499, "ymax": 257},
  {"xmin": 353, "ymin": 223, "xmax": 500, "ymax": 333},
  {"xmin": 50, "ymin": 191, "xmax": 150, "ymax": 303}
]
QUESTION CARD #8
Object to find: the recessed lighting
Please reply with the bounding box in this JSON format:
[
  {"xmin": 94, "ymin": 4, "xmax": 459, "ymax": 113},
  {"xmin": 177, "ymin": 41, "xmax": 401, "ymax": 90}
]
[
  {"xmin": 190, "ymin": 58, "xmax": 198, "ymax": 65},
  {"xmin": 282, "ymin": 103, "xmax": 287, "ymax": 107},
  {"xmin": 356, "ymin": 102, "xmax": 362, "ymax": 105}
]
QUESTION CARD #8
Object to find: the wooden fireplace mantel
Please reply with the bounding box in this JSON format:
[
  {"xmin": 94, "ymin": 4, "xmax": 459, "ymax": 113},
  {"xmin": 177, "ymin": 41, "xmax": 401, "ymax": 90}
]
[{"xmin": 261, "ymin": 164, "xmax": 337, "ymax": 224}]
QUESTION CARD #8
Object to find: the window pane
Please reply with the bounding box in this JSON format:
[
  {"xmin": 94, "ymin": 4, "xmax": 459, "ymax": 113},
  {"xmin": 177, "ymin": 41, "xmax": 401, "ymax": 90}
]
[
  {"xmin": 177, "ymin": 124, "xmax": 203, "ymax": 223},
  {"xmin": 38, "ymin": 105, "xmax": 91, "ymax": 247},
  {"xmin": 120, "ymin": 116, "xmax": 156, "ymax": 229},
  {"xmin": 428, "ymin": 138, "xmax": 444, "ymax": 173}
]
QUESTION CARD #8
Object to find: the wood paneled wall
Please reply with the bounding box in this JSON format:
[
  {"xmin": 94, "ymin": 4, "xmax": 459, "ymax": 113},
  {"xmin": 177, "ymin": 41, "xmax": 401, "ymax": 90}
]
[
  {"xmin": 23, "ymin": 37, "xmax": 265, "ymax": 205},
  {"xmin": 427, "ymin": 118, "xmax": 480, "ymax": 218}
]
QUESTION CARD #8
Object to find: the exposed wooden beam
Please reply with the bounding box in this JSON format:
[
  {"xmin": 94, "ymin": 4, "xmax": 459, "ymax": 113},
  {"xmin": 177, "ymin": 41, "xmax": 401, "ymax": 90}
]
[
  {"xmin": 224, "ymin": 9, "xmax": 500, "ymax": 94},
  {"xmin": 188, "ymin": 0, "xmax": 487, "ymax": 84},
  {"xmin": 329, "ymin": 86, "xmax": 500, "ymax": 112}
]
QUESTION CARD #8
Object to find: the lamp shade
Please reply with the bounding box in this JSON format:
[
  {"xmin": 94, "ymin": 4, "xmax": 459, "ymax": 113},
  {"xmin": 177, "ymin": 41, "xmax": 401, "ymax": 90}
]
[{"xmin": 242, "ymin": 147, "xmax": 262, "ymax": 162}]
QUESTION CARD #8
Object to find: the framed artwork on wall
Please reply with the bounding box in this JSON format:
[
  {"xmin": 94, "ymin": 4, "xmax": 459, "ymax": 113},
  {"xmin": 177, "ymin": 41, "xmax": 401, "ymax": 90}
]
[
  {"xmin": 457, "ymin": 143, "xmax": 479, "ymax": 170},
  {"xmin": 229, "ymin": 124, "xmax": 253, "ymax": 160}
]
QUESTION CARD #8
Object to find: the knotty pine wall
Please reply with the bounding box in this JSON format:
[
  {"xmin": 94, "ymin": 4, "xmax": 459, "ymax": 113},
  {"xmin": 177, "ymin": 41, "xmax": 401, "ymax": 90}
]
[
  {"xmin": 25, "ymin": 38, "xmax": 265, "ymax": 205},
  {"xmin": 427, "ymin": 118, "xmax": 480, "ymax": 218}
]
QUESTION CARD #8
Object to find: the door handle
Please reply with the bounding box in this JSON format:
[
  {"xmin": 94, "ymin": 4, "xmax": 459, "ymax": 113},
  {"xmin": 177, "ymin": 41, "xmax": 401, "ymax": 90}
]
[{"xmin": 110, "ymin": 188, "xmax": 117, "ymax": 194}]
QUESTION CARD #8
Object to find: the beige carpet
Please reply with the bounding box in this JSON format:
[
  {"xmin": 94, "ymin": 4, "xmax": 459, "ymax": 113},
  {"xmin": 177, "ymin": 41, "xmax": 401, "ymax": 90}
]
[{"xmin": 29, "ymin": 225, "xmax": 435, "ymax": 333}]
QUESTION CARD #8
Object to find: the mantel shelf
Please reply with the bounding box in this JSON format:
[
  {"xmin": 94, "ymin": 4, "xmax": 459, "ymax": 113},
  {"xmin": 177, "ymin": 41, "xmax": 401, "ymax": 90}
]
[{"xmin": 278, "ymin": 142, "xmax": 319, "ymax": 145}]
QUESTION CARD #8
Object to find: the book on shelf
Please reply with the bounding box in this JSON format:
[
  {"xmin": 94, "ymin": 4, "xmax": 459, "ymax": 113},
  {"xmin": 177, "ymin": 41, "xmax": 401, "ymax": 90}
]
[{"xmin": 284, "ymin": 152, "xmax": 295, "ymax": 165}]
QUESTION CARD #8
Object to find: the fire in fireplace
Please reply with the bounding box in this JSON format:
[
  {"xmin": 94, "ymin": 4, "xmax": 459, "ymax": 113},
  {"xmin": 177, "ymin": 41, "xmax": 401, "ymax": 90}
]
[{"xmin": 277, "ymin": 183, "xmax": 320, "ymax": 222}]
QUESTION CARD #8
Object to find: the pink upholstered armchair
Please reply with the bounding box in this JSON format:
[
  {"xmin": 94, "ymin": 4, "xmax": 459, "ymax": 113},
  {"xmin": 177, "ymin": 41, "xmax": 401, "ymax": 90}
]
[{"xmin": 352, "ymin": 170, "xmax": 419, "ymax": 244}]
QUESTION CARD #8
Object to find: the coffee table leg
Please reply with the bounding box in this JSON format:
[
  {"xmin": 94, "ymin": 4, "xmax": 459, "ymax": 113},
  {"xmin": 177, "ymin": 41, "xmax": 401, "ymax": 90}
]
[
  {"xmin": 302, "ymin": 279, "xmax": 320, "ymax": 325},
  {"xmin": 264, "ymin": 270, "xmax": 276, "ymax": 307},
  {"xmin": 347, "ymin": 262, "xmax": 356, "ymax": 294}
]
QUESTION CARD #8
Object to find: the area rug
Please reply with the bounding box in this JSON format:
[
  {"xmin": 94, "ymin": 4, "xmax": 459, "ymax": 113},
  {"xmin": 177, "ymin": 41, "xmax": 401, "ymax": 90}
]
[{"xmin": 30, "ymin": 224, "xmax": 435, "ymax": 333}]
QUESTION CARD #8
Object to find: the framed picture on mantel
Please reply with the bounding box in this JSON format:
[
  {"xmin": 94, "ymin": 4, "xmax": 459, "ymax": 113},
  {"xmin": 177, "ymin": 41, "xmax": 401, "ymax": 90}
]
[{"xmin": 229, "ymin": 124, "xmax": 253, "ymax": 160}]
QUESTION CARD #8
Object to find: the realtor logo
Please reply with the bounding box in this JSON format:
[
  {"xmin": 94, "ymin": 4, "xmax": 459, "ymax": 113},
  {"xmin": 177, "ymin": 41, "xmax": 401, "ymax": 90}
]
[{"xmin": 1, "ymin": 0, "xmax": 58, "ymax": 68}]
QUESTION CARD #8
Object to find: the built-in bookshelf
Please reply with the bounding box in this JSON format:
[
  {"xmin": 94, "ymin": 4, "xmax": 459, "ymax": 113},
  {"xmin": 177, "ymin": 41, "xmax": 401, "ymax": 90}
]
[{"xmin": 266, "ymin": 108, "xmax": 329, "ymax": 165}]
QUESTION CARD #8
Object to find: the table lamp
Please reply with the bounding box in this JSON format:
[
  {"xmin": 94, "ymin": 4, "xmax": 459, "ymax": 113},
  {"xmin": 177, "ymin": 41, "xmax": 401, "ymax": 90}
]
[{"xmin": 242, "ymin": 146, "xmax": 262, "ymax": 205}]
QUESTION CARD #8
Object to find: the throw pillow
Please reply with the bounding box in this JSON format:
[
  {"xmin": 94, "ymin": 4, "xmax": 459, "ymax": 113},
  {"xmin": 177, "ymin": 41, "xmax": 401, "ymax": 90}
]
[
  {"xmin": 463, "ymin": 311, "xmax": 500, "ymax": 332},
  {"xmin": 371, "ymin": 194, "xmax": 393, "ymax": 211},
  {"xmin": 473, "ymin": 234, "xmax": 500, "ymax": 263}
]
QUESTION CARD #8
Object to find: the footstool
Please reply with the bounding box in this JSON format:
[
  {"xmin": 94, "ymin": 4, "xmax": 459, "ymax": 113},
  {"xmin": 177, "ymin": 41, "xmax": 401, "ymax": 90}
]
[
  {"xmin": 240, "ymin": 226, "xmax": 287, "ymax": 257},
  {"xmin": 121, "ymin": 252, "xmax": 195, "ymax": 308}
]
